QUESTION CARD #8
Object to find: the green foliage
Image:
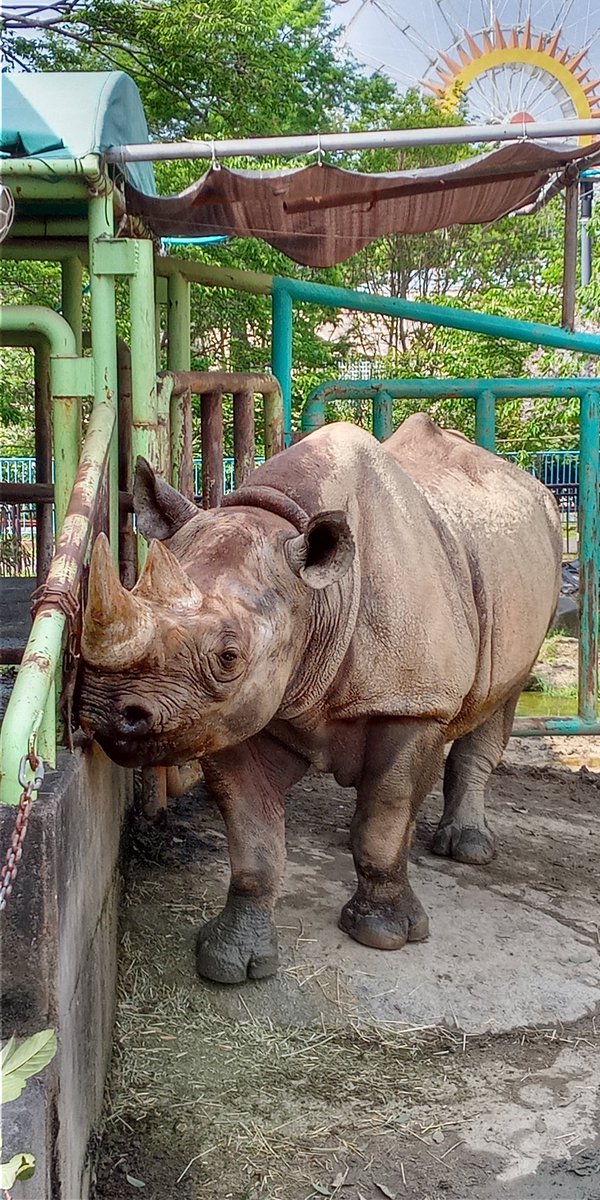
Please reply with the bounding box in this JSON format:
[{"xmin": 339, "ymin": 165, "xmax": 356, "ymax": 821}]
[
  {"xmin": 1, "ymin": 1028, "xmax": 57, "ymax": 1103},
  {"xmin": 0, "ymin": 1029, "xmax": 58, "ymax": 1191},
  {"xmin": 0, "ymin": 1152, "xmax": 35, "ymax": 1191},
  {"xmin": 1, "ymin": 0, "xmax": 590, "ymax": 459}
]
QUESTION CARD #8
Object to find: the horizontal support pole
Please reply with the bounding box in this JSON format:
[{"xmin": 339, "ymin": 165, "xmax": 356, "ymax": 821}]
[
  {"xmin": 104, "ymin": 118, "xmax": 600, "ymax": 163},
  {"xmin": 168, "ymin": 370, "xmax": 280, "ymax": 396},
  {"xmin": 305, "ymin": 377, "xmax": 600, "ymax": 403},
  {"xmin": 0, "ymin": 649, "xmax": 24, "ymax": 666},
  {"xmin": 0, "ymin": 153, "xmax": 105, "ymax": 183},
  {"xmin": 278, "ymin": 279, "xmax": 600, "ymax": 356},
  {"xmin": 511, "ymin": 717, "xmax": 600, "ymax": 737},
  {"xmin": 0, "ymin": 482, "xmax": 133, "ymax": 510},
  {"xmin": 11, "ymin": 220, "xmax": 89, "ymax": 238},
  {"xmin": 155, "ymin": 255, "xmax": 273, "ymax": 295},
  {"xmin": 2, "ymin": 238, "xmax": 89, "ymax": 262}
]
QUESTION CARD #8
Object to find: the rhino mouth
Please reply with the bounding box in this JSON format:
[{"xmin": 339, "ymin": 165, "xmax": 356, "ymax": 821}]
[{"xmin": 94, "ymin": 730, "xmax": 185, "ymax": 769}]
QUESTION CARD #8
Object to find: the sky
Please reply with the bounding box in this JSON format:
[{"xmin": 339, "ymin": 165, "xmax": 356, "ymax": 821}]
[{"xmin": 328, "ymin": 0, "xmax": 600, "ymax": 119}]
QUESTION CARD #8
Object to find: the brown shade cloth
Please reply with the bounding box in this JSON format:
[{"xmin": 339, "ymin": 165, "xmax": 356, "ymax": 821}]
[{"xmin": 125, "ymin": 139, "xmax": 600, "ymax": 267}]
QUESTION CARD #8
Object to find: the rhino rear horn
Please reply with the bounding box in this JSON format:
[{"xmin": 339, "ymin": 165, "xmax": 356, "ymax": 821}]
[
  {"xmin": 134, "ymin": 539, "xmax": 203, "ymax": 609},
  {"xmin": 133, "ymin": 456, "xmax": 199, "ymax": 541},
  {"xmin": 285, "ymin": 511, "xmax": 355, "ymax": 589},
  {"xmin": 82, "ymin": 533, "xmax": 155, "ymax": 669}
]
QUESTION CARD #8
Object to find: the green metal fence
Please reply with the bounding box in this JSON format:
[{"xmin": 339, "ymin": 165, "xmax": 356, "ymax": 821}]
[
  {"xmin": 2, "ymin": 150, "xmax": 600, "ymax": 817},
  {"xmin": 300, "ymin": 377, "xmax": 600, "ymax": 740}
]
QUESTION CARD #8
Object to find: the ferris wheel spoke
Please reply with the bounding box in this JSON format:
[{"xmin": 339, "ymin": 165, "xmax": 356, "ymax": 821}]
[
  {"xmin": 335, "ymin": 0, "xmax": 600, "ymax": 133},
  {"xmin": 554, "ymin": 0, "xmax": 578, "ymax": 34},
  {"xmin": 372, "ymin": 1, "xmax": 439, "ymax": 64}
]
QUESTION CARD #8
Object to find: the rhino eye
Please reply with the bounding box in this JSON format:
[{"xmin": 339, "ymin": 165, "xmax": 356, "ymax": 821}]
[{"xmin": 219, "ymin": 649, "xmax": 238, "ymax": 667}]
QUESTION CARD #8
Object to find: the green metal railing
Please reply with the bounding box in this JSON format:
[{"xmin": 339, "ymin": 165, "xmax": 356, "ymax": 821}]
[
  {"xmin": 300, "ymin": 376, "xmax": 600, "ymax": 740},
  {"xmin": 3, "ymin": 151, "xmax": 600, "ymax": 814}
]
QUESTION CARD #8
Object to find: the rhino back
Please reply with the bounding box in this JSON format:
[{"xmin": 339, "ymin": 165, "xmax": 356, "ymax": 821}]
[{"xmin": 385, "ymin": 413, "xmax": 562, "ymax": 725}]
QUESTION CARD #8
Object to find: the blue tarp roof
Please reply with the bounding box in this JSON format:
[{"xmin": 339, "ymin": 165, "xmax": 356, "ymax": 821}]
[{"xmin": 1, "ymin": 71, "xmax": 156, "ymax": 196}]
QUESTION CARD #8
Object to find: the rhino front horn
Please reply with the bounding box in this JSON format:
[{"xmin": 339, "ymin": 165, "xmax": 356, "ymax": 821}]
[{"xmin": 82, "ymin": 533, "xmax": 155, "ymax": 669}]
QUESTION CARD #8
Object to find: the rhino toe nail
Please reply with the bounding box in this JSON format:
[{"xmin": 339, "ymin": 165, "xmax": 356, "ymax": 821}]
[{"xmin": 431, "ymin": 823, "xmax": 495, "ymax": 865}]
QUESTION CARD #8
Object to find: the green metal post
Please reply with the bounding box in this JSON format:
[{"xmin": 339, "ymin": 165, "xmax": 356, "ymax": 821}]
[
  {"xmin": 55, "ymin": 267, "xmax": 83, "ymax": 537},
  {"xmin": 271, "ymin": 281, "xmax": 293, "ymax": 446},
  {"xmin": 373, "ymin": 390, "xmax": 393, "ymax": 441},
  {"xmin": 167, "ymin": 272, "xmax": 191, "ymax": 489},
  {"xmin": 89, "ymin": 192, "xmax": 119, "ymax": 556},
  {"xmin": 475, "ymin": 389, "xmax": 496, "ymax": 452},
  {"xmin": 129, "ymin": 239, "xmax": 159, "ymax": 565},
  {"xmin": 61, "ymin": 257, "xmax": 84, "ymax": 354},
  {"xmin": 577, "ymin": 389, "xmax": 599, "ymax": 723}
]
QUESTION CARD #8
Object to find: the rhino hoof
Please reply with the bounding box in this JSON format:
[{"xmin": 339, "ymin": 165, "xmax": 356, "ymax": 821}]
[
  {"xmin": 195, "ymin": 895, "xmax": 279, "ymax": 985},
  {"xmin": 338, "ymin": 893, "xmax": 429, "ymax": 951},
  {"xmin": 431, "ymin": 822, "xmax": 496, "ymax": 865}
]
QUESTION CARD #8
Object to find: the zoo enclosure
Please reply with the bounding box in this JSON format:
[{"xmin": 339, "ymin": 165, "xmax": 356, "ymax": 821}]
[{"xmin": 2, "ymin": 72, "xmax": 600, "ymax": 820}]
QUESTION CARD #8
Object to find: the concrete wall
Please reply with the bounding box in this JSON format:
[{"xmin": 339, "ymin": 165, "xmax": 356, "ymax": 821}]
[{"xmin": 1, "ymin": 744, "xmax": 132, "ymax": 1200}]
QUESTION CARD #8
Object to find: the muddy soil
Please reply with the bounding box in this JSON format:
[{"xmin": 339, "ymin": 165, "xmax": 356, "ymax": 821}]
[{"xmin": 95, "ymin": 755, "xmax": 600, "ymax": 1200}]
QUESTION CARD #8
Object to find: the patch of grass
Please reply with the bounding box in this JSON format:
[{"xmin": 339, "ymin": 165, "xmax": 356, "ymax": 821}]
[
  {"xmin": 536, "ymin": 631, "xmax": 567, "ymax": 666},
  {"xmin": 527, "ymin": 676, "xmax": 578, "ymax": 699}
]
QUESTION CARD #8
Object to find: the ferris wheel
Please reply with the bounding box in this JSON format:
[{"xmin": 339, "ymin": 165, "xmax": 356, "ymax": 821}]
[{"xmin": 333, "ymin": 1, "xmax": 600, "ymax": 138}]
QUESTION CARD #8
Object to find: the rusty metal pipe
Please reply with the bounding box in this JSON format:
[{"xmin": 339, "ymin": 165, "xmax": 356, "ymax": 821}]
[
  {"xmin": 201, "ymin": 391, "xmax": 224, "ymax": 509},
  {"xmin": 233, "ymin": 391, "xmax": 255, "ymax": 487}
]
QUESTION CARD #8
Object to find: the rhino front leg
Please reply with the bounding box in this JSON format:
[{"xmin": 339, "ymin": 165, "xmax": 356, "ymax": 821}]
[
  {"xmin": 340, "ymin": 720, "xmax": 445, "ymax": 951},
  {"xmin": 197, "ymin": 734, "xmax": 306, "ymax": 984},
  {"xmin": 431, "ymin": 692, "xmax": 520, "ymax": 865}
]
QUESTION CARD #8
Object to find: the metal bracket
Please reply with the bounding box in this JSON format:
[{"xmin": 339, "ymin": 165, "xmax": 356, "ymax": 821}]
[
  {"xmin": 51, "ymin": 355, "xmax": 95, "ymax": 397},
  {"xmin": 91, "ymin": 238, "xmax": 140, "ymax": 277}
]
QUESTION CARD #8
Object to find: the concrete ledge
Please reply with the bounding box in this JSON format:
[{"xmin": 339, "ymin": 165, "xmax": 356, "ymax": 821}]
[{"xmin": 1, "ymin": 743, "xmax": 132, "ymax": 1200}]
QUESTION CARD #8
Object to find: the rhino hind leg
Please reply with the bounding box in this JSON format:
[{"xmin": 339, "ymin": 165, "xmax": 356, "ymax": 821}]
[
  {"xmin": 431, "ymin": 692, "xmax": 520, "ymax": 866},
  {"xmin": 340, "ymin": 719, "xmax": 445, "ymax": 952}
]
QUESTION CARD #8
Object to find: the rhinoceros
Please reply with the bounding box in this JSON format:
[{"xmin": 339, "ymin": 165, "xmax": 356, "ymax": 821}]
[{"xmin": 79, "ymin": 416, "xmax": 561, "ymax": 984}]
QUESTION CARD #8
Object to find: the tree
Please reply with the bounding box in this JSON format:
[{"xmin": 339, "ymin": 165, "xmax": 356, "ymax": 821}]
[{"xmin": 1, "ymin": 0, "xmax": 592, "ymax": 458}]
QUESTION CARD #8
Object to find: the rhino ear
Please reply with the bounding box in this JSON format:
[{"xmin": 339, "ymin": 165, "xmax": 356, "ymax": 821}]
[
  {"xmin": 285, "ymin": 511, "xmax": 355, "ymax": 589},
  {"xmin": 133, "ymin": 456, "xmax": 198, "ymax": 541}
]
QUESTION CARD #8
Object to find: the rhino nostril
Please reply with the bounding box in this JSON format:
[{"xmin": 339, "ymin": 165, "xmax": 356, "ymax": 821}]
[{"xmin": 120, "ymin": 704, "xmax": 153, "ymax": 735}]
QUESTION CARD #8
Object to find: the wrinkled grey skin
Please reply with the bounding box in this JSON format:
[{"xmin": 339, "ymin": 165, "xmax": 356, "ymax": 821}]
[{"xmin": 78, "ymin": 416, "xmax": 562, "ymax": 984}]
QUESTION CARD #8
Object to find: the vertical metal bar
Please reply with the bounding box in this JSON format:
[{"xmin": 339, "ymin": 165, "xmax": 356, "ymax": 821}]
[
  {"xmin": 117, "ymin": 339, "xmax": 136, "ymax": 589},
  {"xmin": 201, "ymin": 390, "xmax": 224, "ymax": 508},
  {"xmin": 89, "ymin": 193, "xmax": 119, "ymax": 555},
  {"xmin": 271, "ymin": 283, "xmax": 293, "ymax": 446},
  {"xmin": 233, "ymin": 390, "xmax": 255, "ymax": 487},
  {"xmin": 35, "ymin": 336, "xmax": 57, "ymax": 764},
  {"xmin": 128, "ymin": 239, "xmax": 158, "ymax": 567},
  {"xmin": 578, "ymin": 389, "xmax": 599, "ymax": 722},
  {"xmin": 167, "ymin": 273, "xmax": 191, "ymax": 490},
  {"xmin": 52, "ymin": 389, "xmax": 81, "ymax": 535},
  {"xmin": 263, "ymin": 388, "xmax": 285, "ymax": 458},
  {"xmin": 373, "ymin": 390, "xmax": 393, "ymax": 441},
  {"xmin": 156, "ymin": 374, "xmax": 172, "ymax": 479},
  {"xmin": 142, "ymin": 763, "xmax": 167, "ymax": 821},
  {"xmin": 34, "ymin": 338, "xmax": 53, "ymax": 586},
  {"xmin": 167, "ymin": 272, "xmax": 191, "ymax": 371},
  {"xmin": 580, "ymin": 180, "xmax": 593, "ymax": 288},
  {"xmin": 170, "ymin": 386, "xmax": 195, "ymax": 499},
  {"xmin": 562, "ymin": 176, "xmax": 578, "ymax": 331},
  {"xmin": 475, "ymin": 389, "xmax": 497, "ymax": 452},
  {"xmin": 61, "ymin": 256, "xmax": 83, "ymax": 354}
]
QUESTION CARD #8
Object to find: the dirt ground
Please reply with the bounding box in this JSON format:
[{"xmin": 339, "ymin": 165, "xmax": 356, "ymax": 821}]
[{"xmin": 94, "ymin": 739, "xmax": 600, "ymax": 1200}]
